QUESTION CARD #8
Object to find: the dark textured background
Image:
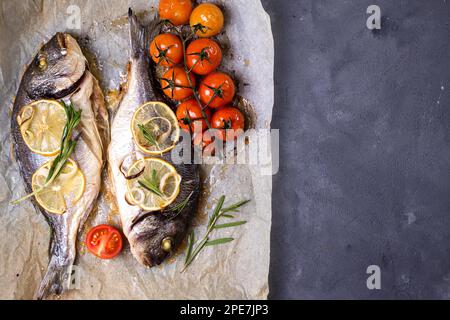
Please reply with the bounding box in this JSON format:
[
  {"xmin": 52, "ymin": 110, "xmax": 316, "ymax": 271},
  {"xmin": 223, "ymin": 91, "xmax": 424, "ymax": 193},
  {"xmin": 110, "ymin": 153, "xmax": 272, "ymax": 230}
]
[{"xmin": 262, "ymin": 0, "xmax": 450, "ymax": 299}]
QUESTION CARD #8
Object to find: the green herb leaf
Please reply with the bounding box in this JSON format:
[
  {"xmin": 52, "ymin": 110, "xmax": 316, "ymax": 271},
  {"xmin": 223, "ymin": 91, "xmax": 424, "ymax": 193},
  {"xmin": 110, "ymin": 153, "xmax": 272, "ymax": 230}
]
[
  {"xmin": 208, "ymin": 195, "xmax": 225, "ymax": 227},
  {"xmin": 138, "ymin": 170, "xmax": 164, "ymax": 198},
  {"xmin": 214, "ymin": 221, "xmax": 247, "ymax": 229},
  {"xmin": 138, "ymin": 124, "xmax": 159, "ymax": 147},
  {"xmin": 184, "ymin": 231, "xmax": 195, "ymax": 265},
  {"xmin": 221, "ymin": 214, "xmax": 235, "ymax": 219},
  {"xmin": 221, "ymin": 199, "xmax": 251, "ymax": 213},
  {"xmin": 169, "ymin": 191, "xmax": 194, "ymax": 219},
  {"xmin": 205, "ymin": 238, "xmax": 235, "ymax": 246}
]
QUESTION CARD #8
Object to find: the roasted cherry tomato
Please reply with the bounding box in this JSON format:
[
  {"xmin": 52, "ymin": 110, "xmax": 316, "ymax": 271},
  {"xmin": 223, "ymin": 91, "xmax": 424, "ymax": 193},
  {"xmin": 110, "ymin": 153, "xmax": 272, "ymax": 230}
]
[
  {"xmin": 211, "ymin": 107, "xmax": 245, "ymax": 141},
  {"xmin": 199, "ymin": 72, "xmax": 235, "ymax": 108},
  {"xmin": 161, "ymin": 67, "xmax": 196, "ymax": 101},
  {"xmin": 86, "ymin": 225, "xmax": 123, "ymax": 260},
  {"xmin": 149, "ymin": 34, "xmax": 183, "ymax": 67},
  {"xmin": 176, "ymin": 99, "xmax": 211, "ymax": 132},
  {"xmin": 159, "ymin": 0, "xmax": 193, "ymax": 26},
  {"xmin": 190, "ymin": 3, "xmax": 224, "ymax": 37},
  {"xmin": 186, "ymin": 39, "xmax": 222, "ymax": 75}
]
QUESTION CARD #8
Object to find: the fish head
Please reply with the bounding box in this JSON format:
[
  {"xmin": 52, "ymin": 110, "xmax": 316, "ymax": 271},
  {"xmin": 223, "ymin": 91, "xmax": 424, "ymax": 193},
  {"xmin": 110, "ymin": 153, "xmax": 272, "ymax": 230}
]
[
  {"xmin": 129, "ymin": 215, "xmax": 184, "ymax": 267},
  {"xmin": 26, "ymin": 33, "xmax": 86, "ymax": 99}
]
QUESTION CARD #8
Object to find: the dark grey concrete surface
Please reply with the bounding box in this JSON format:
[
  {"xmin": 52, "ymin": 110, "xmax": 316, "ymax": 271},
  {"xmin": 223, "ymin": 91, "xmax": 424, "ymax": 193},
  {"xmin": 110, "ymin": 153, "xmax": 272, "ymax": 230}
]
[{"xmin": 262, "ymin": 0, "xmax": 450, "ymax": 299}]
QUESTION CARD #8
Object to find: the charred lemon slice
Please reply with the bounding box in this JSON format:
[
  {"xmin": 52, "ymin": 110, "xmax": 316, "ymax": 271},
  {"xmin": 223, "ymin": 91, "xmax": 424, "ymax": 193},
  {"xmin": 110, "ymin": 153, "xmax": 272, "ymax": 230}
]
[
  {"xmin": 17, "ymin": 100, "xmax": 67, "ymax": 156},
  {"xmin": 126, "ymin": 158, "xmax": 181, "ymax": 211},
  {"xmin": 131, "ymin": 102, "xmax": 180, "ymax": 155},
  {"xmin": 32, "ymin": 159, "xmax": 85, "ymax": 215}
]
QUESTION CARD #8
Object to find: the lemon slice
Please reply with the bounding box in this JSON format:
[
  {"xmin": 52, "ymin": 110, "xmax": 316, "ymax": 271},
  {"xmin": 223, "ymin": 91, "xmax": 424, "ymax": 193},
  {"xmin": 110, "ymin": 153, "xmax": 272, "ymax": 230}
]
[
  {"xmin": 31, "ymin": 159, "xmax": 86, "ymax": 215},
  {"xmin": 17, "ymin": 100, "xmax": 67, "ymax": 156},
  {"xmin": 126, "ymin": 158, "xmax": 181, "ymax": 211},
  {"xmin": 131, "ymin": 102, "xmax": 180, "ymax": 155}
]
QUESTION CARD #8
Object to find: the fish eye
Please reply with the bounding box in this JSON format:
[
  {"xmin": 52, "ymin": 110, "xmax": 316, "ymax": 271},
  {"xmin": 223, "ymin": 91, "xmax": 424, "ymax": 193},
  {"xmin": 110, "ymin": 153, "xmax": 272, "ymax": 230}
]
[
  {"xmin": 161, "ymin": 237, "xmax": 173, "ymax": 252},
  {"xmin": 36, "ymin": 54, "xmax": 47, "ymax": 71}
]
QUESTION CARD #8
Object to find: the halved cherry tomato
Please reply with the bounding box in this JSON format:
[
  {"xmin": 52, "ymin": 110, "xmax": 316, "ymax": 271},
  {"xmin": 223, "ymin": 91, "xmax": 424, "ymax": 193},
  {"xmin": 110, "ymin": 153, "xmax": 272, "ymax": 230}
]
[
  {"xmin": 199, "ymin": 72, "xmax": 236, "ymax": 108},
  {"xmin": 159, "ymin": 0, "xmax": 193, "ymax": 26},
  {"xmin": 211, "ymin": 107, "xmax": 245, "ymax": 141},
  {"xmin": 176, "ymin": 99, "xmax": 211, "ymax": 132},
  {"xmin": 86, "ymin": 225, "xmax": 123, "ymax": 260},
  {"xmin": 150, "ymin": 34, "xmax": 183, "ymax": 67},
  {"xmin": 190, "ymin": 3, "xmax": 224, "ymax": 37},
  {"xmin": 186, "ymin": 39, "xmax": 222, "ymax": 75},
  {"xmin": 161, "ymin": 67, "xmax": 196, "ymax": 101}
]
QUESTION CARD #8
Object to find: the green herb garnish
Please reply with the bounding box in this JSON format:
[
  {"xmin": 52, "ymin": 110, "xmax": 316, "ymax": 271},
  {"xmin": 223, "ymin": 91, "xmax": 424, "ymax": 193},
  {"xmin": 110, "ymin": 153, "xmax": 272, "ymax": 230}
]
[
  {"xmin": 11, "ymin": 101, "xmax": 81, "ymax": 205},
  {"xmin": 169, "ymin": 191, "xmax": 194, "ymax": 220},
  {"xmin": 182, "ymin": 196, "xmax": 250, "ymax": 272},
  {"xmin": 138, "ymin": 124, "xmax": 159, "ymax": 148},
  {"xmin": 138, "ymin": 169, "xmax": 164, "ymax": 198}
]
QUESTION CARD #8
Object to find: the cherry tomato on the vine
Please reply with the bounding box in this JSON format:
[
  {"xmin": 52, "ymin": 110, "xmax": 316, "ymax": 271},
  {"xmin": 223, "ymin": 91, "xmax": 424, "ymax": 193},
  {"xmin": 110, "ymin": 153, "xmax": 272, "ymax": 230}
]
[
  {"xmin": 199, "ymin": 72, "xmax": 236, "ymax": 108},
  {"xmin": 211, "ymin": 107, "xmax": 245, "ymax": 141},
  {"xmin": 176, "ymin": 99, "xmax": 211, "ymax": 132},
  {"xmin": 161, "ymin": 67, "xmax": 196, "ymax": 101},
  {"xmin": 159, "ymin": 0, "xmax": 193, "ymax": 26},
  {"xmin": 190, "ymin": 3, "xmax": 224, "ymax": 37},
  {"xmin": 149, "ymin": 34, "xmax": 183, "ymax": 67},
  {"xmin": 186, "ymin": 39, "xmax": 222, "ymax": 75},
  {"xmin": 86, "ymin": 225, "xmax": 123, "ymax": 260}
]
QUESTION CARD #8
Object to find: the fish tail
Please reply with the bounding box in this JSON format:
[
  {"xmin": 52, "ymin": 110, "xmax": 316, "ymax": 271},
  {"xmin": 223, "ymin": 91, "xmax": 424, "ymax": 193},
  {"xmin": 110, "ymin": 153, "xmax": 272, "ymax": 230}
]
[
  {"xmin": 128, "ymin": 8, "xmax": 150, "ymax": 58},
  {"xmin": 35, "ymin": 232, "xmax": 75, "ymax": 300},
  {"xmin": 35, "ymin": 254, "xmax": 73, "ymax": 300}
]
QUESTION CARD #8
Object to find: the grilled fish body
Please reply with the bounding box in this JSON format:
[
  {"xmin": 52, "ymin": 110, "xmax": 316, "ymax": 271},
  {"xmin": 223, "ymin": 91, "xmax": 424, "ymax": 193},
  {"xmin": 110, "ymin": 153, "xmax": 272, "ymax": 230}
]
[
  {"xmin": 108, "ymin": 10, "xmax": 199, "ymax": 267},
  {"xmin": 11, "ymin": 33, "xmax": 109, "ymax": 299}
]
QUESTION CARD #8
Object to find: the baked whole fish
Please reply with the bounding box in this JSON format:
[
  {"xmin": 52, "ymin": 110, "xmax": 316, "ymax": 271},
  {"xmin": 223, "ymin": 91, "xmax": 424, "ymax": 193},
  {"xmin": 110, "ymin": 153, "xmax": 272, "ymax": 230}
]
[
  {"xmin": 11, "ymin": 33, "xmax": 109, "ymax": 299},
  {"xmin": 108, "ymin": 10, "xmax": 199, "ymax": 267}
]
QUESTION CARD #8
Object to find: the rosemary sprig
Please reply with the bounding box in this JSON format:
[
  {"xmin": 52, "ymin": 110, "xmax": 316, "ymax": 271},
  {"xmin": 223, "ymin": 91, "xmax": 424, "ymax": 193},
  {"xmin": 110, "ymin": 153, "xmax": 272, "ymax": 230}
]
[
  {"xmin": 138, "ymin": 169, "xmax": 164, "ymax": 198},
  {"xmin": 11, "ymin": 101, "xmax": 81, "ymax": 205},
  {"xmin": 182, "ymin": 196, "xmax": 250, "ymax": 272},
  {"xmin": 168, "ymin": 191, "xmax": 194, "ymax": 220},
  {"xmin": 138, "ymin": 124, "xmax": 160, "ymax": 149}
]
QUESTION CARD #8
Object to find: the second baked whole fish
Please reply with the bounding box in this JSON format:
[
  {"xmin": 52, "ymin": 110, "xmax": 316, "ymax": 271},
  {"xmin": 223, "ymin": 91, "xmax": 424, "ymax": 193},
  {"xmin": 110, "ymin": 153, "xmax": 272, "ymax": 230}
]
[{"xmin": 108, "ymin": 10, "xmax": 199, "ymax": 267}]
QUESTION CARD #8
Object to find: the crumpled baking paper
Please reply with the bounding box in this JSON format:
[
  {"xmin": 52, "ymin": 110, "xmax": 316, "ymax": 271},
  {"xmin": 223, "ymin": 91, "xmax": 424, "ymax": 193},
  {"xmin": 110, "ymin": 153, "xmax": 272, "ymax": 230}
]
[{"xmin": 0, "ymin": 0, "xmax": 274, "ymax": 299}]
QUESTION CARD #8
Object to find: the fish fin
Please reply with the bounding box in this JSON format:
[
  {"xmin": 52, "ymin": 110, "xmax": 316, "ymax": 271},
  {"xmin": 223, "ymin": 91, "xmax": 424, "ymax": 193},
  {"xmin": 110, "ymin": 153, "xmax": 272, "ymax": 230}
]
[{"xmin": 35, "ymin": 254, "xmax": 73, "ymax": 300}]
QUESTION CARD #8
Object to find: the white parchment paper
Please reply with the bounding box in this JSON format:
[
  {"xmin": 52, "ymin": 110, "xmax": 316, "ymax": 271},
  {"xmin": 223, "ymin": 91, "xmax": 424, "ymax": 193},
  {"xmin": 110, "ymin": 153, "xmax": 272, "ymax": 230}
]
[{"xmin": 0, "ymin": 0, "xmax": 273, "ymax": 299}]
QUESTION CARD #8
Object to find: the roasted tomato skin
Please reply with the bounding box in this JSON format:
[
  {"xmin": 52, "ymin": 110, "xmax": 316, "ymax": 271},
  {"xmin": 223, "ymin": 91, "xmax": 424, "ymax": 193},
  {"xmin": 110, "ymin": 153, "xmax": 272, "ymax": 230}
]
[
  {"xmin": 161, "ymin": 67, "xmax": 196, "ymax": 101},
  {"xmin": 211, "ymin": 107, "xmax": 245, "ymax": 141},
  {"xmin": 86, "ymin": 225, "xmax": 123, "ymax": 260},
  {"xmin": 176, "ymin": 99, "xmax": 211, "ymax": 132},
  {"xmin": 199, "ymin": 72, "xmax": 236, "ymax": 108},
  {"xmin": 149, "ymin": 34, "xmax": 183, "ymax": 67},
  {"xmin": 186, "ymin": 39, "xmax": 222, "ymax": 75},
  {"xmin": 159, "ymin": 0, "xmax": 193, "ymax": 26},
  {"xmin": 190, "ymin": 3, "xmax": 224, "ymax": 37}
]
